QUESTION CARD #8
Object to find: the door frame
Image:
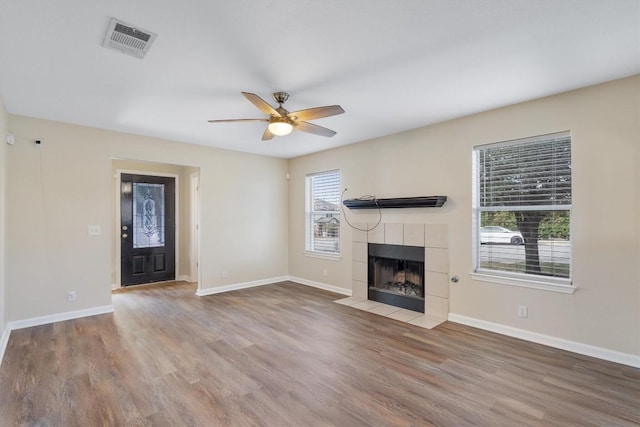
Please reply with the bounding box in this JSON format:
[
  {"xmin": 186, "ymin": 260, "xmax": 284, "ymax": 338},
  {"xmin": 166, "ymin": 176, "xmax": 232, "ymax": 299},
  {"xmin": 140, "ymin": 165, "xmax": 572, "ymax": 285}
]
[
  {"xmin": 115, "ymin": 169, "xmax": 180, "ymax": 288},
  {"xmin": 189, "ymin": 172, "xmax": 201, "ymax": 285}
]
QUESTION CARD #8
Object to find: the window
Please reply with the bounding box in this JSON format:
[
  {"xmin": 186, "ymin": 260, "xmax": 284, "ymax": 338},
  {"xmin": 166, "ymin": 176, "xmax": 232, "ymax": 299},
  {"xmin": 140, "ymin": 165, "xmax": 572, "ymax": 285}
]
[
  {"xmin": 305, "ymin": 170, "xmax": 341, "ymax": 256},
  {"xmin": 473, "ymin": 131, "xmax": 572, "ymax": 289}
]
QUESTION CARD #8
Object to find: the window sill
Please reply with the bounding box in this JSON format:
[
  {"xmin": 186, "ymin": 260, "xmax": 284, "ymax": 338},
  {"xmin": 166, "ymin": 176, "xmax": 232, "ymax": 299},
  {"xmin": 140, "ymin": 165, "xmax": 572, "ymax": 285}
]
[
  {"xmin": 470, "ymin": 271, "xmax": 576, "ymax": 294},
  {"xmin": 305, "ymin": 251, "xmax": 342, "ymax": 261}
]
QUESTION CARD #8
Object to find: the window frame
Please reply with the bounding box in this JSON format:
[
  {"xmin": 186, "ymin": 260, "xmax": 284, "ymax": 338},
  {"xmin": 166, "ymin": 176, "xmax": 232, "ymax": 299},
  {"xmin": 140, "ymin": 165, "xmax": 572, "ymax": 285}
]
[
  {"xmin": 471, "ymin": 131, "xmax": 575, "ymax": 293},
  {"xmin": 305, "ymin": 169, "xmax": 341, "ymax": 259}
]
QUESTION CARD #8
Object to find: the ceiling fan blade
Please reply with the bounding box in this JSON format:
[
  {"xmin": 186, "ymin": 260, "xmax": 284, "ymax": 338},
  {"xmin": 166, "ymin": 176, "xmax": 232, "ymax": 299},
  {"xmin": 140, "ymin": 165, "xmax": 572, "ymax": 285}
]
[
  {"xmin": 207, "ymin": 118, "xmax": 269, "ymax": 123},
  {"xmin": 242, "ymin": 92, "xmax": 281, "ymax": 117},
  {"xmin": 289, "ymin": 105, "xmax": 344, "ymax": 121},
  {"xmin": 262, "ymin": 127, "xmax": 275, "ymax": 141},
  {"xmin": 294, "ymin": 121, "xmax": 337, "ymax": 137}
]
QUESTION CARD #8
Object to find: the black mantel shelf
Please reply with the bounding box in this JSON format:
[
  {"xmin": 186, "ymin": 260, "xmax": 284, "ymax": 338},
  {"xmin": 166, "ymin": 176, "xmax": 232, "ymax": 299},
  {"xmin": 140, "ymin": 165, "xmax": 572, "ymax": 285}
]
[{"xmin": 342, "ymin": 196, "xmax": 447, "ymax": 209}]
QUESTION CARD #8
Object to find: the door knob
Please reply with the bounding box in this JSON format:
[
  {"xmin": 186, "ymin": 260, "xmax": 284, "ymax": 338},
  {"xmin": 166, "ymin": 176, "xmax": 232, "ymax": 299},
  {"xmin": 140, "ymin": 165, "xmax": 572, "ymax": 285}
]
[
  {"xmin": 122, "ymin": 233, "xmax": 128, "ymax": 238},
  {"xmin": 122, "ymin": 225, "xmax": 128, "ymax": 230}
]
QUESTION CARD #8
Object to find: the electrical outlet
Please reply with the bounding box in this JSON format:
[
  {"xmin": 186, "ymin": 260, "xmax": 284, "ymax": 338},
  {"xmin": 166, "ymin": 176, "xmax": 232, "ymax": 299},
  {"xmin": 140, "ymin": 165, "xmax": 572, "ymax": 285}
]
[
  {"xmin": 518, "ymin": 305, "xmax": 528, "ymax": 318},
  {"xmin": 67, "ymin": 291, "xmax": 77, "ymax": 302},
  {"xmin": 222, "ymin": 271, "xmax": 228, "ymax": 278},
  {"xmin": 323, "ymin": 269, "xmax": 328, "ymax": 277}
]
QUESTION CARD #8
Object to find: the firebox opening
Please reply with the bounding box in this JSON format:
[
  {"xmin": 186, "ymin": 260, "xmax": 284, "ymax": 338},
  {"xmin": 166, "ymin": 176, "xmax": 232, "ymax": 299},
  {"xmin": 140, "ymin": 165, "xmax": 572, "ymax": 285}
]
[
  {"xmin": 375, "ymin": 259, "xmax": 424, "ymax": 298},
  {"xmin": 368, "ymin": 243, "xmax": 425, "ymax": 313}
]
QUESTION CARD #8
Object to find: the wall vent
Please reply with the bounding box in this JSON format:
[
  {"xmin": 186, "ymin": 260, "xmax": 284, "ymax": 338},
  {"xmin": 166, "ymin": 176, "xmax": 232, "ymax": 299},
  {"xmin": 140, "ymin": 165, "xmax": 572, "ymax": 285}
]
[{"xmin": 102, "ymin": 18, "xmax": 157, "ymax": 59}]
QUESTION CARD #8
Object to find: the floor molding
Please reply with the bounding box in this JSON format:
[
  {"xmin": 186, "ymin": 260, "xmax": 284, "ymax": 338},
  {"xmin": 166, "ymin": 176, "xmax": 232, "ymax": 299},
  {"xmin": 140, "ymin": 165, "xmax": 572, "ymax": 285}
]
[
  {"xmin": 448, "ymin": 313, "xmax": 640, "ymax": 368},
  {"xmin": 195, "ymin": 276, "xmax": 352, "ymax": 298},
  {"xmin": 196, "ymin": 276, "xmax": 289, "ymax": 296},
  {"xmin": 0, "ymin": 325, "xmax": 10, "ymax": 366},
  {"xmin": 288, "ymin": 276, "xmax": 352, "ymax": 296},
  {"xmin": 7, "ymin": 305, "xmax": 115, "ymax": 331}
]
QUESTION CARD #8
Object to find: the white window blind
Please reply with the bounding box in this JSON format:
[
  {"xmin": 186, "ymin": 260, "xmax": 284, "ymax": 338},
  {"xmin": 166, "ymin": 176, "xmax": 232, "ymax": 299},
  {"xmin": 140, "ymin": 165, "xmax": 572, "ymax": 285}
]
[
  {"xmin": 305, "ymin": 170, "xmax": 341, "ymax": 256},
  {"xmin": 474, "ymin": 131, "xmax": 572, "ymax": 283}
]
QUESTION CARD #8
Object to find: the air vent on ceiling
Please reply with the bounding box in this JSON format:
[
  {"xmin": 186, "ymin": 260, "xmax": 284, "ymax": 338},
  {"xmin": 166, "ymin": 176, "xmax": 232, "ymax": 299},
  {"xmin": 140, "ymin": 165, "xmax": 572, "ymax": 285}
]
[{"xmin": 102, "ymin": 18, "xmax": 157, "ymax": 59}]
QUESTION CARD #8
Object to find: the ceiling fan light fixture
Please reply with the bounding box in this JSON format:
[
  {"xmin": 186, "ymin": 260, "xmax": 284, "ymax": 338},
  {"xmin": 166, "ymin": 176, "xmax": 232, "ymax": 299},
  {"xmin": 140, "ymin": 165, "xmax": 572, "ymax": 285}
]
[
  {"xmin": 208, "ymin": 91, "xmax": 344, "ymax": 140},
  {"xmin": 268, "ymin": 119, "xmax": 293, "ymax": 136}
]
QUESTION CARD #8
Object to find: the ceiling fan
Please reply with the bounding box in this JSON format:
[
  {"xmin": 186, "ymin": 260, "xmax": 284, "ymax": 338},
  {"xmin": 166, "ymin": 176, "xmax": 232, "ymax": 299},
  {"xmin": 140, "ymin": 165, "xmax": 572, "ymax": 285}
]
[{"xmin": 208, "ymin": 92, "xmax": 345, "ymax": 141}]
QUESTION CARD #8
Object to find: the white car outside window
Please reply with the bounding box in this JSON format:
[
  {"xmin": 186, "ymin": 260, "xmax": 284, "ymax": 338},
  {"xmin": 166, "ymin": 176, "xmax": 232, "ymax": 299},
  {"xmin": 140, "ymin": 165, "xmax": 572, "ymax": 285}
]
[{"xmin": 480, "ymin": 226, "xmax": 524, "ymax": 245}]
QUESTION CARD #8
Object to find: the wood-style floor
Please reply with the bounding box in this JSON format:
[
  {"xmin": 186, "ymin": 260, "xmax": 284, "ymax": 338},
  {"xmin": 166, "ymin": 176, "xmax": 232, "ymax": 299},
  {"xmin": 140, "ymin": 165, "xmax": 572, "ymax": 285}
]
[{"xmin": 1, "ymin": 281, "xmax": 638, "ymax": 426}]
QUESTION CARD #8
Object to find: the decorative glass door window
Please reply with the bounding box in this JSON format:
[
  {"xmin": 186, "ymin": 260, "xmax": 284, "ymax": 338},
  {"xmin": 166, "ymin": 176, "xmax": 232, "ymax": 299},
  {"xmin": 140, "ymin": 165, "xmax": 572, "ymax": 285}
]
[{"xmin": 133, "ymin": 182, "xmax": 165, "ymax": 248}]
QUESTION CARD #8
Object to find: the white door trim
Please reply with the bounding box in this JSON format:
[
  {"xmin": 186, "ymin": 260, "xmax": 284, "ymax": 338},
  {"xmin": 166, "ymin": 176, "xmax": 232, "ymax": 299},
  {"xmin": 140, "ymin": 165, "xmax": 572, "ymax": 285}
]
[{"xmin": 190, "ymin": 172, "xmax": 201, "ymax": 286}]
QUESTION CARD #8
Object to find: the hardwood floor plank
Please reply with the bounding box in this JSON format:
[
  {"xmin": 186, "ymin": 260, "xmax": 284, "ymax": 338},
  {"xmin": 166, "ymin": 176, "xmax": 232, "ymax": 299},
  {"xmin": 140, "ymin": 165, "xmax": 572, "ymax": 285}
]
[{"xmin": 1, "ymin": 281, "xmax": 638, "ymax": 426}]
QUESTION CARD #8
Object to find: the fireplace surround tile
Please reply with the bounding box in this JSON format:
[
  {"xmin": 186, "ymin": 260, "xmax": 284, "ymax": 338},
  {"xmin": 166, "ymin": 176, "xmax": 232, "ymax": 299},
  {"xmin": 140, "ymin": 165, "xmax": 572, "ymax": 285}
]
[
  {"xmin": 334, "ymin": 297, "xmax": 446, "ymax": 329},
  {"xmin": 334, "ymin": 296, "xmax": 364, "ymax": 306},
  {"xmin": 368, "ymin": 303, "xmax": 402, "ymax": 316},
  {"xmin": 408, "ymin": 315, "xmax": 446, "ymax": 329},
  {"xmin": 368, "ymin": 223, "xmax": 385, "ymax": 244},
  {"xmin": 352, "ymin": 280, "xmax": 368, "ymax": 299},
  {"xmin": 353, "ymin": 261, "xmax": 367, "ymax": 282},
  {"xmin": 352, "ymin": 241, "xmax": 367, "ymax": 263},
  {"xmin": 404, "ymin": 223, "xmax": 425, "ymax": 247},
  {"xmin": 425, "ymin": 247, "xmax": 449, "ymax": 273},
  {"xmin": 384, "ymin": 223, "xmax": 404, "ymax": 245},
  {"xmin": 385, "ymin": 308, "xmax": 423, "ymax": 323},
  {"xmin": 425, "ymin": 224, "xmax": 448, "ymax": 248},
  {"xmin": 352, "ymin": 224, "xmax": 367, "ymax": 243},
  {"xmin": 351, "ymin": 222, "xmax": 450, "ymax": 322},
  {"xmin": 425, "ymin": 271, "xmax": 449, "ymax": 298},
  {"xmin": 352, "ymin": 300, "xmax": 383, "ymax": 310},
  {"xmin": 425, "ymin": 295, "xmax": 449, "ymax": 319}
]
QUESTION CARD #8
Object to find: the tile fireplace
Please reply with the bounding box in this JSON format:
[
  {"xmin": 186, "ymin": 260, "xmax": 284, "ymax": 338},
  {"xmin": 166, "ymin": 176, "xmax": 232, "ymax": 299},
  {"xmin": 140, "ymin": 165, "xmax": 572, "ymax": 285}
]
[{"xmin": 351, "ymin": 222, "xmax": 450, "ymax": 322}]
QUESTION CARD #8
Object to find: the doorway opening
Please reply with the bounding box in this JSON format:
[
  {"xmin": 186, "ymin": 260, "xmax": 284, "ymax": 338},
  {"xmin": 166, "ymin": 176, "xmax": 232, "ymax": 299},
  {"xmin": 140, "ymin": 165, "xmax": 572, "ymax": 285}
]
[{"xmin": 112, "ymin": 160, "xmax": 200, "ymax": 289}]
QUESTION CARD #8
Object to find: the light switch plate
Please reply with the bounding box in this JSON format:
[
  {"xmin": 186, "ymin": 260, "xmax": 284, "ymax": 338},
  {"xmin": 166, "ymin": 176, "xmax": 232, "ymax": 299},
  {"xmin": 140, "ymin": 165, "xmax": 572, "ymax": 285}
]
[{"xmin": 88, "ymin": 225, "xmax": 101, "ymax": 236}]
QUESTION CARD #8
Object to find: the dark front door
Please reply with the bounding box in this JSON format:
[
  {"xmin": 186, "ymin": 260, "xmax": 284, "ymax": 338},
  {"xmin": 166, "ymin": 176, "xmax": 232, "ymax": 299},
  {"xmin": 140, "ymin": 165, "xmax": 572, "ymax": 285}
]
[{"xmin": 120, "ymin": 173, "xmax": 176, "ymax": 286}]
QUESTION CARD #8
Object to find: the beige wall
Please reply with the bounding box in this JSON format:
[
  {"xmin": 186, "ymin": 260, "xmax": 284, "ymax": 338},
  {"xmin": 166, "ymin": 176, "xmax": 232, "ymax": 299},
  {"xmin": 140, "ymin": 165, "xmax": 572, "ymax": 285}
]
[
  {"xmin": 0, "ymin": 97, "xmax": 8, "ymax": 335},
  {"xmin": 111, "ymin": 160, "xmax": 198, "ymax": 285},
  {"xmin": 3, "ymin": 76, "xmax": 638, "ymax": 359},
  {"xmin": 288, "ymin": 75, "xmax": 640, "ymax": 356},
  {"xmin": 6, "ymin": 116, "xmax": 289, "ymax": 321}
]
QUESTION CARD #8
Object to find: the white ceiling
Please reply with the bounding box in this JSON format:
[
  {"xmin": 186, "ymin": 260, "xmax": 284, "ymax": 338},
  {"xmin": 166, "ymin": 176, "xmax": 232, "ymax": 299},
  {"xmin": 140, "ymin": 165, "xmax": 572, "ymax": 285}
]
[{"xmin": 0, "ymin": 1, "xmax": 638, "ymax": 159}]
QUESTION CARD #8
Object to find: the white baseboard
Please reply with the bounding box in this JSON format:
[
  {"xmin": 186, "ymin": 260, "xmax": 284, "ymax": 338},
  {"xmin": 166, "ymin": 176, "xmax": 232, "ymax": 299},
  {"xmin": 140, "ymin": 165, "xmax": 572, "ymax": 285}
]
[
  {"xmin": 196, "ymin": 276, "xmax": 289, "ymax": 296},
  {"xmin": 287, "ymin": 276, "xmax": 352, "ymax": 296},
  {"xmin": 195, "ymin": 276, "xmax": 353, "ymax": 297},
  {"xmin": 448, "ymin": 313, "xmax": 640, "ymax": 369},
  {"xmin": 7, "ymin": 305, "xmax": 115, "ymax": 331},
  {"xmin": 0, "ymin": 325, "xmax": 10, "ymax": 366},
  {"xmin": 176, "ymin": 275, "xmax": 191, "ymax": 282}
]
